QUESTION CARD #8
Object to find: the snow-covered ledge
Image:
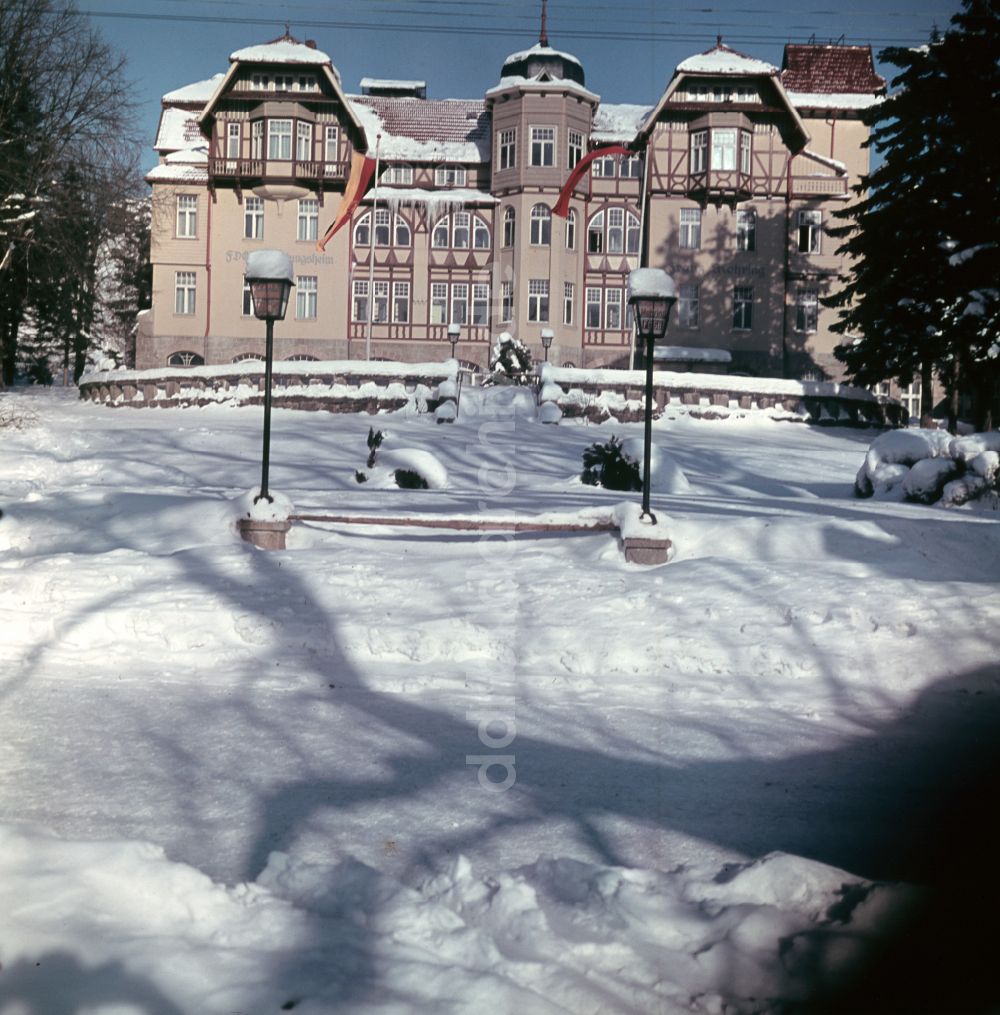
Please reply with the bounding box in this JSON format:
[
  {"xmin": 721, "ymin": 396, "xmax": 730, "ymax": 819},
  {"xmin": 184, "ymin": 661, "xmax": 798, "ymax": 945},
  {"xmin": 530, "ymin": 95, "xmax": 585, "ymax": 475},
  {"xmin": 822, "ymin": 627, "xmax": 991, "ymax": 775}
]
[
  {"xmin": 537, "ymin": 363, "xmax": 904, "ymax": 428},
  {"xmin": 79, "ymin": 359, "xmax": 458, "ymax": 417}
]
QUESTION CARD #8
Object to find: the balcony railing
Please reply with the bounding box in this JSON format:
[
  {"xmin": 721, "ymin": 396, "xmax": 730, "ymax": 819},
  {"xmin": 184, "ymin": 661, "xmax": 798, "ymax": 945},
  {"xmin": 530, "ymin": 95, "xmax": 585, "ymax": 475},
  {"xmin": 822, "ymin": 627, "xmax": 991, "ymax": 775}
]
[
  {"xmin": 209, "ymin": 158, "xmax": 347, "ymax": 182},
  {"xmin": 791, "ymin": 176, "xmax": 849, "ymax": 197},
  {"xmin": 688, "ymin": 169, "xmax": 753, "ymax": 199}
]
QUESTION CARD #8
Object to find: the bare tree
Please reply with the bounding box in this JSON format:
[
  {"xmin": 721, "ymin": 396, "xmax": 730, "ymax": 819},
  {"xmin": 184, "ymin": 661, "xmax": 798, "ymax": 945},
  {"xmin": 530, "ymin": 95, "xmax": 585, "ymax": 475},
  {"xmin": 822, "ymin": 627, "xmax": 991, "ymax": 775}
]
[{"xmin": 0, "ymin": 0, "xmax": 141, "ymax": 385}]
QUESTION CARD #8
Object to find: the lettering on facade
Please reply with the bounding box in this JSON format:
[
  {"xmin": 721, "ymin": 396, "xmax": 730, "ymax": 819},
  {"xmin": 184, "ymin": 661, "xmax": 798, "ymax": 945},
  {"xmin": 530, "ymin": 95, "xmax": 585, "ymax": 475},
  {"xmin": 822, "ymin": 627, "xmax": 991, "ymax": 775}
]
[
  {"xmin": 225, "ymin": 249, "xmax": 338, "ymax": 266},
  {"xmin": 709, "ymin": 262, "xmax": 767, "ymax": 278}
]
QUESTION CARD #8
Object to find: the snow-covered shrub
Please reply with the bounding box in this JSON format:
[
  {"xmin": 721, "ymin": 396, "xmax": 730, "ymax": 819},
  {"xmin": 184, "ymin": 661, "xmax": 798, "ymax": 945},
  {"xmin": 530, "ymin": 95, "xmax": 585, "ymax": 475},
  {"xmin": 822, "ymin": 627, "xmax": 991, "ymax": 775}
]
[
  {"xmin": 538, "ymin": 401, "xmax": 562, "ymax": 424},
  {"xmin": 355, "ymin": 429, "xmax": 448, "ymax": 490},
  {"xmin": 581, "ymin": 437, "xmax": 642, "ymax": 491},
  {"xmin": 0, "ymin": 401, "xmax": 38, "ymax": 430},
  {"xmin": 488, "ymin": 332, "xmax": 533, "ymax": 385},
  {"xmin": 855, "ymin": 428, "xmax": 1000, "ymax": 507}
]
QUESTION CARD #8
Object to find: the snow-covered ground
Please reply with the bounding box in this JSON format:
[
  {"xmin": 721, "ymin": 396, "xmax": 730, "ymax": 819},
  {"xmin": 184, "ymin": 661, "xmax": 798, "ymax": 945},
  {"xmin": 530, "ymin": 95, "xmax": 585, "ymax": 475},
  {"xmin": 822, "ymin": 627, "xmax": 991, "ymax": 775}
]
[{"xmin": 1, "ymin": 387, "xmax": 998, "ymax": 1014}]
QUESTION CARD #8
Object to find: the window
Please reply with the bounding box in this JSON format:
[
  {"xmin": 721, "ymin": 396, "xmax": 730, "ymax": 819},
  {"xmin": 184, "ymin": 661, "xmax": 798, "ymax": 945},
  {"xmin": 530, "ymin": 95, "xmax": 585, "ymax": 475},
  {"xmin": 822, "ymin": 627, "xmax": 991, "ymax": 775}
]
[
  {"xmin": 354, "ymin": 213, "xmax": 370, "ymax": 247},
  {"xmin": 268, "ymin": 119, "xmax": 292, "ymax": 160},
  {"xmin": 622, "ymin": 156, "xmax": 642, "ymax": 179},
  {"xmin": 297, "ymin": 199, "xmax": 318, "ymax": 242},
  {"xmin": 296, "ymin": 275, "xmax": 317, "ymax": 319},
  {"xmin": 167, "ymin": 351, "xmax": 204, "ymax": 367},
  {"xmin": 568, "ymin": 130, "xmax": 584, "ymax": 169},
  {"xmin": 174, "ymin": 271, "xmax": 196, "ymax": 314},
  {"xmin": 503, "ymin": 207, "xmax": 515, "ymax": 247},
  {"xmin": 352, "ymin": 280, "xmax": 368, "ymax": 322},
  {"xmin": 383, "ymin": 162, "xmax": 412, "ymax": 185},
  {"xmin": 432, "ymin": 216, "xmax": 450, "ymax": 248},
  {"xmin": 501, "ymin": 281, "xmax": 513, "ymax": 323},
  {"xmin": 733, "ymin": 286, "xmax": 753, "ymax": 330},
  {"xmin": 176, "ymin": 195, "xmax": 197, "ymax": 238},
  {"xmin": 530, "ymin": 126, "xmax": 555, "ymax": 167},
  {"xmin": 626, "ymin": 212, "xmax": 640, "ymax": 254},
  {"xmin": 451, "ymin": 283, "xmax": 468, "ymax": 325},
  {"xmin": 677, "ymin": 283, "xmax": 699, "ymax": 328},
  {"xmin": 453, "ymin": 212, "xmax": 470, "ymax": 249},
  {"xmin": 372, "ymin": 281, "xmax": 389, "ymax": 323},
  {"xmin": 242, "ymin": 280, "xmax": 253, "ymax": 316},
  {"xmin": 591, "ymin": 155, "xmax": 617, "ymax": 178},
  {"xmin": 296, "ymin": 121, "xmax": 312, "ymax": 161},
  {"xmin": 430, "ymin": 282, "xmax": 448, "ymax": 324},
  {"xmin": 251, "ymin": 120, "xmax": 264, "ymax": 160},
  {"xmin": 585, "ymin": 287, "xmax": 602, "ymax": 329},
  {"xmin": 563, "ymin": 282, "xmax": 574, "ymax": 325},
  {"xmin": 528, "ymin": 279, "xmax": 549, "ymax": 322},
  {"xmin": 740, "ymin": 130, "xmax": 752, "ymax": 174},
  {"xmin": 393, "ymin": 281, "xmax": 410, "ymax": 323},
  {"xmin": 226, "ymin": 123, "xmax": 241, "ymax": 159},
  {"xmin": 606, "ymin": 288, "xmax": 622, "ymax": 329},
  {"xmin": 798, "ymin": 209, "xmax": 822, "ymax": 253},
  {"xmin": 435, "ymin": 165, "xmax": 467, "ymax": 187},
  {"xmin": 565, "ymin": 210, "xmax": 576, "ymax": 250},
  {"xmin": 497, "ymin": 129, "xmax": 516, "ymax": 171},
  {"xmin": 473, "ymin": 217, "xmax": 490, "ymax": 249},
  {"xmin": 680, "ymin": 207, "xmax": 701, "ymax": 249},
  {"xmin": 608, "ymin": 208, "xmax": 624, "ymax": 254},
  {"xmin": 530, "ymin": 204, "xmax": 551, "ymax": 245},
  {"xmin": 472, "ymin": 283, "xmax": 490, "ymax": 326},
  {"xmin": 395, "ymin": 215, "xmax": 411, "ymax": 247},
  {"xmin": 325, "ymin": 126, "xmax": 339, "ymax": 164},
  {"xmin": 690, "ymin": 131, "xmax": 707, "ymax": 174},
  {"xmin": 712, "ymin": 128, "xmax": 737, "ymax": 171},
  {"xmin": 244, "ymin": 196, "xmax": 264, "ymax": 240},
  {"xmin": 588, "ymin": 211, "xmax": 604, "ymax": 253},
  {"xmin": 795, "ymin": 289, "xmax": 819, "ymax": 333},
  {"xmin": 374, "ymin": 208, "xmax": 391, "ymax": 246},
  {"xmin": 736, "ymin": 208, "xmax": 756, "ymax": 252}
]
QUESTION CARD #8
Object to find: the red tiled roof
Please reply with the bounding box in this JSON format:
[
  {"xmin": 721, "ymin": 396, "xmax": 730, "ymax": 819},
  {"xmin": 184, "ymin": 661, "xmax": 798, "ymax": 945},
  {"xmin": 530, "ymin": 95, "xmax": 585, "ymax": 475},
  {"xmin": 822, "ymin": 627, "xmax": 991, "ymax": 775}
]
[
  {"xmin": 780, "ymin": 44, "xmax": 886, "ymax": 94},
  {"xmin": 351, "ymin": 95, "xmax": 489, "ymax": 149}
]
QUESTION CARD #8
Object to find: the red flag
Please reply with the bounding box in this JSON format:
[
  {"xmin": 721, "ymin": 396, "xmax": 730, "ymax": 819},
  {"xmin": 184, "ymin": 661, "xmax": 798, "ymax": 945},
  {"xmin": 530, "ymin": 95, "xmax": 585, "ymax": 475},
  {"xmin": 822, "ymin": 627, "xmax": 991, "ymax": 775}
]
[
  {"xmin": 316, "ymin": 151, "xmax": 378, "ymax": 252},
  {"xmin": 552, "ymin": 145, "xmax": 632, "ymax": 218}
]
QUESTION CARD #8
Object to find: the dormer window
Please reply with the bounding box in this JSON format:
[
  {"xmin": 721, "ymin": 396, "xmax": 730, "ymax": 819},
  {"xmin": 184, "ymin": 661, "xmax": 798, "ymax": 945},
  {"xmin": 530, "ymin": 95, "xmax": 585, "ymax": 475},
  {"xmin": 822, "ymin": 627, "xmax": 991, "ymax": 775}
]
[
  {"xmin": 383, "ymin": 163, "xmax": 413, "ymax": 185},
  {"xmin": 435, "ymin": 165, "xmax": 467, "ymax": 187}
]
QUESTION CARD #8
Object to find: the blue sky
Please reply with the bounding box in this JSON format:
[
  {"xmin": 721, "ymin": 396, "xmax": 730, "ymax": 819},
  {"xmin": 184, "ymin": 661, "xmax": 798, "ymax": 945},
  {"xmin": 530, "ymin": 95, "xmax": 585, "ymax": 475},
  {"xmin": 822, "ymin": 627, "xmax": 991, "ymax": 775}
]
[{"xmin": 80, "ymin": 0, "xmax": 962, "ymax": 173}]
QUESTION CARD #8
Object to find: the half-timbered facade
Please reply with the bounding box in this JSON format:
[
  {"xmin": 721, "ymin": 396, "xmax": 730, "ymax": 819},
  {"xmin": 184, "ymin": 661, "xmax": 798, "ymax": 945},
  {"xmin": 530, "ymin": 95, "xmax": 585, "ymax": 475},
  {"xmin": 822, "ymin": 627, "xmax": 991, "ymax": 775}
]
[{"xmin": 141, "ymin": 31, "xmax": 884, "ymax": 377}]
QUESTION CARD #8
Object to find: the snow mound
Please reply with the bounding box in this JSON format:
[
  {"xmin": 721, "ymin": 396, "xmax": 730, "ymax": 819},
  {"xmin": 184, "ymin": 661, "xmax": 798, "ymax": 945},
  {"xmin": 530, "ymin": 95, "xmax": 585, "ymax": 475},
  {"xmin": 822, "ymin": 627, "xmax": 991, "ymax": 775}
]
[
  {"xmin": 0, "ymin": 823, "xmax": 921, "ymax": 1015},
  {"xmin": 855, "ymin": 429, "xmax": 1000, "ymax": 507},
  {"xmin": 622, "ymin": 436, "xmax": 691, "ymax": 494},
  {"xmin": 363, "ymin": 448, "xmax": 449, "ymax": 489},
  {"xmin": 235, "ymin": 487, "xmax": 294, "ymax": 521}
]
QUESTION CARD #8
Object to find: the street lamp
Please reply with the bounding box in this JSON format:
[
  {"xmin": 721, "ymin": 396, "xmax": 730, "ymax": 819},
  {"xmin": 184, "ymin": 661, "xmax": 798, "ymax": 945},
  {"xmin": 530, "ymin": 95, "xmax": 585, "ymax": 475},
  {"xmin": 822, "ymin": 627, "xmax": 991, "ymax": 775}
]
[
  {"xmin": 245, "ymin": 249, "xmax": 294, "ymax": 504},
  {"xmin": 447, "ymin": 322, "xmax": 461, "ymax": 360},
  {"xmin": 540, "ymin": 328, "xmax": 554, "ymax": 362},
  {"xmin": 627, "ymin": 268, "xmax": 677, "ymax": 524}
]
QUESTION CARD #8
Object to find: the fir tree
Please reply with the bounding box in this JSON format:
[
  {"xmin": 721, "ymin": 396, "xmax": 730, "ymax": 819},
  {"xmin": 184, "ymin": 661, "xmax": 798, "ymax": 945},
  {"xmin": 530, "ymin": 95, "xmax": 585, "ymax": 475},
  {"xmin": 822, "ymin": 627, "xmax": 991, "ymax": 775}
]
[{"xmin": 826, "ymin": 0, "xmax": 1000, "ymax": 429}]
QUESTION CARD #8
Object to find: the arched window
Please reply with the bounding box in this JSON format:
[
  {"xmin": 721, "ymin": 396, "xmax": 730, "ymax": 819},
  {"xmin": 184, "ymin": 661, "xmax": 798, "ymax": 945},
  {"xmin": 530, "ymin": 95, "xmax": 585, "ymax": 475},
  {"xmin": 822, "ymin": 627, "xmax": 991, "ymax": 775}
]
[
  {"xmin": 565, "ymin": 209, "xmax": 576, "ymax": 250},
  {"xmin": 530, "ymin": 203, "xmax": 551, "ymax": 246},
  {"xmin": 432, "ymin": 213, "xmax": 490, "ymax": 249},
  {"xmin": 503, "ymin": 206, "xmax": 515, "ymax": 247},
  {"xmin": 285, "ymin": 354, "xmax": 319, "ymax": 361},
  {"xmin": 354, "ymin": 210, "xmax": 410, "ymax": 247},
  {"xmin": 587, "ymin": 208, "xmax": 640, "ymax": 255},
  {"xmin": 232, "ymin": 353, "xmax": 264, "ymax": 363},
  {"xmin": 473, "ymin": 216, "xmax": 490, "ymax": 249},
  {"xmin": 166, "ymin": 351, "xmax": 204, "ymax": 367}
]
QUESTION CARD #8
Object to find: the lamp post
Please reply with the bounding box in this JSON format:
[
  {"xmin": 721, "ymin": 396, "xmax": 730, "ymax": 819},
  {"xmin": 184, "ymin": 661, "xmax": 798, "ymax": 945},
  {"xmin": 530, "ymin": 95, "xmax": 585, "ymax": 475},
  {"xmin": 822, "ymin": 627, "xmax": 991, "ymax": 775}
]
[
  {"xmin": 627, "ymin": 268, "xmax": 676, "ymax": 524},
  {"xmin": 447, "ymin": 322, "xmax": 461, "ymax": 360},
  {"xmin": 245, "ymin": 250, "xmax": 294, "ymax": 504},
  {"xmin": 540, "ymin": 328, "xmax": 554, "ymax": 363}
]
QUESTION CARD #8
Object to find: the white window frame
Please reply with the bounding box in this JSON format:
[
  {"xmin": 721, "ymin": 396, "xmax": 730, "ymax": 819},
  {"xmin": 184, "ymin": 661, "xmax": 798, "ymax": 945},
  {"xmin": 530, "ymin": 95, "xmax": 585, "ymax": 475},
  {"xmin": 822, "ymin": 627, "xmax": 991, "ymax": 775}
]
[
  {"xmin": 374, "ymin": 208, "xmax": 391, "ymax": 246},
  {"xmin": 605, "ymin": 288, "xmax": 623, "ymax": 330},
  {"xmin": 795, "ymin": 288, "xmax": 819, "ymax": 333},
  {"xmin": 497, "ymin": 129, "xmax": 516, "ymax": 171},
  {"xmin": 297, "ymin": 199, "xmax": 318, "ymax": 242},
  {"xmin": 678, "ymin": 283, "xmax": 699, "ymax": 328},
  {"xmin": 352, "ymin": 280, "xmax": 368, "ymax": 322},
  {"xmin": 680, "ymin": 207, "xmax": 701, "ymax": 249},
  {"xmin": 251, "ymin": 120, "xmax": 264, "ymax": 160},
  {"xmin": 690, "ymin": 131, "xmax": 707, "ymax": 174},
  {"xmin": 529, "ymin": 204, "xmax": 551, "ymax": 246},
  {"xmin": 587, "ymin": 211, "xmax": 604, "ymax": 253},
  {"xmin": 473, "ymin": 216, "xmax": 490, "ymax": 249},
  {"xmin": 798, "ymin": 209, "xmax": 822, "ymax": 253},
  {"xmin": 500, "ymin": 280, "xmax": 513, "ymax": 323},
  {"xmin": 226, "ymin": 122, "xmax": 241, "ymax": 159},
  {"xmin": 296, "ymin": 121, "xmax": 313, "ymax": 162},
  {"xmin": 372, "ymin": 280, "xmax": 389, "ymax": 323},
  {"xmin": 733, "ymin": 285, "xmax": 754, "ymax": 331},
  {"xmin": 435, "ymin": 165, "xmax": 467, "ymax": 187},
  {"xmin": 174, "ymin": 271, "xmax": 196, "ymax": 315},
  {"xmin": 451, "ymin": 282, "xmax": 469, "ymax": 325},
  {"xmin": 242, "ymin": 280, "xmax": 253, "ymax": 316},
  {"xmin": 736, "ymin": 208, "xmax": 756, "ymax": 252},
  {"xmin": 591, "ymin": 155, "xmax": 617, "ymax": 178},
  {"xmin": 530, "ymin": 125, "xmax": 556, "ymax": 167},
  {"xmin": 740, "ymin": 129, "xmax": 752, "ymax": 174},
  {"xmin": 383, "ymin": 162, "xmax": 413, "ymax": 185},
  {"xmin": 393, "ymin": 281, "xmax": 410, "ymax": 323},
  {"xmin": 607, "ymin": 208, "xmax": 624, "ymax": 254},
  {"xmin": 296, "ymin": 275, "xmax": 317, "ymax": 319},
  {"xmin": 503, "ymin": 206, "xmax": 515, "ymax": 247},
  {"xmin": 472, "ymin": 283, "xmax": 490, "ymax": 326},
  {"xmin": 565, "ymin": 209, "xmax": 576, "ymax": 250},
  {"xmin": 176, "ymin": 194, "xmax": 197, "ymax": 238},
  {"xmin": 585, "ymin": 287, "xmax": 602, "ymax": 329},
  {"xmin": 712, "ymin": 128, "xmax": 737, "ymax": 171},
  {"xmin": 244, "ymin": 196, "xmax": 264, "ymax": 240},
  {"xmin": 395, "ymin": 214, "xmax": 411, "ymax": 247},
  {"xmin": 430, "ymin": 282, "xmax": 448, "ymax": 325},
  {"xmin": 324, "ymin": 126, "xmax": 339, "ymax": 165},
  {"xmin": 568, "ymin": 130, "xmax": 584, "ymax": 169},
  {"xmin": 527, "ymin": 278, "xmax": 549, "ymax": 322},
  {"xmin": 563, "ymin": 282, "xmax": 574, "ymax": 325},
  {"xmin": 268, "ymin": 119, "xmax": 292, "ymax": 160},
  {"xmin": 453, "ymin": 212, "xmax": 470, "ymax": 249}
]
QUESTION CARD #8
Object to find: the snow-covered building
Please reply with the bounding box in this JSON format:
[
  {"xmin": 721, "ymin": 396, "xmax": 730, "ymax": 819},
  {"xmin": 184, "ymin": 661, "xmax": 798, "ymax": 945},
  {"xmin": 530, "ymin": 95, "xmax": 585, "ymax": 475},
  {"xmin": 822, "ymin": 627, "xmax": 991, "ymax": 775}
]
[{"xmin": 140, "ymin": 28, "xmax": 885, "ymax": 377}]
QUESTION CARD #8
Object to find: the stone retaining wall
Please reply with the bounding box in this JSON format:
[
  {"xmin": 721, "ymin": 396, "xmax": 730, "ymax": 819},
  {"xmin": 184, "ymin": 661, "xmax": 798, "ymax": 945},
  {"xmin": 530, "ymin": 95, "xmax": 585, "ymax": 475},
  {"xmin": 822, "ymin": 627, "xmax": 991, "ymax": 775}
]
[
  {"xmin": 78, "ymin": 361, "xmax": 458, "ymax": 417},
  {"xmin": 537, "ymin": 365, "xmax": 904, "ymax": 428}
]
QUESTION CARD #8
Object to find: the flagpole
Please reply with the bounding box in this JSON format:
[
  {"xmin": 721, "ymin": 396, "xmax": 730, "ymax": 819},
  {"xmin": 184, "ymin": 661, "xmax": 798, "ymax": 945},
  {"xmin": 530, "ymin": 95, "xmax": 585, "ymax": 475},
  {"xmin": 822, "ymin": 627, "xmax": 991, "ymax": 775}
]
[{"xmin": 365, "ymin": 133, "xmax": 382, "ymax": 362}]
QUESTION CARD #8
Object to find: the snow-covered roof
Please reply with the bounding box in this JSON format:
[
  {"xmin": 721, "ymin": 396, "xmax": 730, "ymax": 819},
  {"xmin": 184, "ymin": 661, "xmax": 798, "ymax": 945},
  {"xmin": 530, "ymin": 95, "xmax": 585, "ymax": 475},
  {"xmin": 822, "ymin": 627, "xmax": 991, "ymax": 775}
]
[
  {"xmin": 591, "ymin": 104, "xmax": 652, "ymax": 144},
  {"xmin": 165, "ymin": 147, "xmax": 208, "ymax": 164},
  {"xmin": 780, "ymin": 44, "xmax": 885, "ymax": 95},
  {"xmin": 800, "ymin": 148, "xmax": 847, "ymax": 174},
  {"xmin": 349, "ymin": 96, "xmax": 490, "ymax": 162},
  {"xmin": 677, "ymin": 43, "xmax": 777, "ymax": 77},
  {"xmin": 145, "ymin": 163, "xmax": 209, "ymax": 184},
  {"xmin": 502, "ymin": 43, "xmax": 582, "ymax": 69},
  {"xmin": 788, "ymin": 92, "xmax": 883, "ymax": 111},
  {"xmin": 362, "ymin": 187, "xmax": 497, "ymax": 218},
  {"xmin": 360, "ymin": 78, "xmax": 426, "ymax": 91},
  {"xmin": 163, "ymin": 74, "xmax": 225, "ymax": 104},
  {"xmin": 155, "ymin": 107, "xmax": 204, "ymax": 153},
  {"xmin": 485, "ymin": 75, "xmax": 599, "ymax": 103},
  {"xmin": 230, "ymin": 39, "xmax": 331, "ymax": 65}
]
